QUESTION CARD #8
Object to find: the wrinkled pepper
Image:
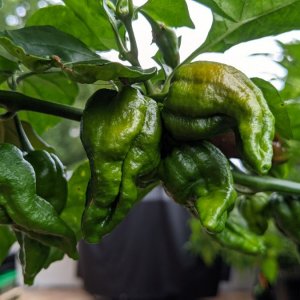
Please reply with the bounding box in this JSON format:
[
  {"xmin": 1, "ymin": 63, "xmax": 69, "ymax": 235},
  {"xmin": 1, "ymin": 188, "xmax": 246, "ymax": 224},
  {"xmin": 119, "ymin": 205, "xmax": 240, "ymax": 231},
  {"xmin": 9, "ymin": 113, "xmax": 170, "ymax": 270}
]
[
  {"xmin": 0, "ymin": 143, "xmax": 77, "ymax": 259},
  {"xmin": 15, "ymin": 149, "xmax": 68, "ymax": 285},
  {"xmin": 238, "ymin": 192, "xmax": 270, "ymax": 235},
  {"xmin": 159, "ymin": 142, "xmax": 237, "ymax": 233},
  {"xmin": 270, "ymin": 193, "xmax": 300, "ymax": 245},
  {"xmin": 211, "ymin": 217, "xmax": 266, "ymax": 255},
  {"xmin": 81, "ymin": 87, "xmax": 161, "ymax": 243},
  {"xmin": 162, "ymin": 61, "xmax": 275, "ymax": 174}
]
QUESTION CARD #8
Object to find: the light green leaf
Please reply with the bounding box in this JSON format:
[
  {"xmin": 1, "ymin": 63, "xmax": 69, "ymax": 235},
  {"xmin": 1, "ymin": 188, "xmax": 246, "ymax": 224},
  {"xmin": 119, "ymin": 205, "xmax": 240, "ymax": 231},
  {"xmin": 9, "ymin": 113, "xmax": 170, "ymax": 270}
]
[
  {"xmin": 279, "ymin": 41, "xmax": 300, "ymax": 101},
  {"xmin": 261, "ymin": 256, "xmax": 279, "ymax": 283},
  {"xmin": 192, "ymin": 0, "xmax": 241, "ymax": 21},
  {"xmin": 140, "ymin": 0, "xmax": 194, "ymax": 28},
  {"xmin": 62, "ymin": 0, "xmax": 117, "ymax": 50},
  {"xmin": 61, "ymin": 161, "xmax": 90, "ymax": 240},
  {"xmin": 26, "ymin": 5, "xmax": 115, "ymax": 51},
  {"xmin": 63, "ymin": 59, "xmax": 157, "ymax": 84},
  {"xmin": 252, "ymin": 77, "xmax": 292, "ymax": 139},
  {"xmin": 18, "ymin": 72, "xmax": 79, "ymax": 134},
  {"xmin": 285, "ymin": 99, "xmax": 300, "ymax": 140},
  {"xmin": 188, "ymin": 1, "xmax": 300, "ymax": 59},
  {"xmin": 0, "ymin": 55, "xmax": 19, "ymax": 84},
  {"xmin": 0, "ymin": 26, "xmax": 99, "ymax": 71}
]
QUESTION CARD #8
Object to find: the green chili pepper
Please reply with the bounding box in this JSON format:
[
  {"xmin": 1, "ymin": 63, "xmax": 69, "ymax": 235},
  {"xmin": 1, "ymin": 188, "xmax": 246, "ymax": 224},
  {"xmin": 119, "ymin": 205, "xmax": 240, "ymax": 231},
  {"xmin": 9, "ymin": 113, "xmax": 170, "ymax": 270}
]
[
  {"xmin": 81, "ymin": 87, "xmax": 161, "ymax": 243},
  {"xmin": 162, "ymin": 61, "xmax": 275, "ymax": 174},
  {"xmin": 0, "ymin": 143, "xmax": 77, "ymax": 259},
  {"xmin": 238, "ymin": 192, "xmax": 270, "ymax": 235},
  {"xmin": 211, "ymin": 217, "xmax": 266, "ymax": 255},
  {"xmin": 15, "ymin": 149, "xmax": 68, "ymax": 285},
  {"xmin": 159, "ymin": 141, "xmax": 237, "ymax": 233},
  {"xmin": 0, "ymin": 225, "xmax": 15, "ymax": 264},
  {"xmin": 270, "ymin": 193, "xmax": 300, "ymax": 245}
]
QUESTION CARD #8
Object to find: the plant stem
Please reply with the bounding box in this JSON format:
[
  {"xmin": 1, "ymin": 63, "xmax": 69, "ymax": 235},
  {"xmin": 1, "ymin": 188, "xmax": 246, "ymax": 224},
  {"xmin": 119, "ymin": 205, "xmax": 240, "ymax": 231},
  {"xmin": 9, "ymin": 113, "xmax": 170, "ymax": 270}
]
[
  {"xmin": 233, "ymin": 171, "xmax": 300, "ymax": 195},
  {"xmin": 14, "ymin": 115, "xmax": 34, "ymax": 152},
  {"xmin": 0, "ymin": 90, "xmax": 82, "ymax": 122}
]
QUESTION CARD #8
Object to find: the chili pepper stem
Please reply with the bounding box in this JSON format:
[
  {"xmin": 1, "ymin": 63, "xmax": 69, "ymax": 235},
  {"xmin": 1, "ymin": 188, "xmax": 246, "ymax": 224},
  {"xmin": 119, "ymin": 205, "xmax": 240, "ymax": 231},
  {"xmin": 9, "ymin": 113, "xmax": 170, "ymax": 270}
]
[{"xmin": 233, "ymin": 171, "xmax": 300, "ymax": 195}]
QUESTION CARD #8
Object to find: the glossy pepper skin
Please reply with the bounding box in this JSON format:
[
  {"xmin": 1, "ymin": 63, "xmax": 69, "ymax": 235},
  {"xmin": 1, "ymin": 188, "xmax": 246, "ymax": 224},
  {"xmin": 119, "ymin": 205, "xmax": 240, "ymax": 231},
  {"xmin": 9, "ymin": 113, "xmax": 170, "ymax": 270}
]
[
  {"xmin": 159, "ymin": 142, "xmax": 237, "ymax": 233},
  {"xmin": 238, "ymin": 192, "xmax": 270, "ymax": 235},
  {"xmin": 162, "ymin": 61, "xmax": 275, "ymax": 174},
  {"xmin": 81, "ymin": 87, "xmax": 161, "ymax": 243},
  {"xmin": 211, "ymin": 218, "xmax": 266, "ymax": 255},
  {"xmin": 270, "ymin": 193, "xmax": 300, "ymax": 245},
  {"xmin": 16, "ymin": 150, "xmax": 68, "ymax": 285},
  {"xmin": 0, "ymin": 143, "xmax": 77, "ymax": 259}
]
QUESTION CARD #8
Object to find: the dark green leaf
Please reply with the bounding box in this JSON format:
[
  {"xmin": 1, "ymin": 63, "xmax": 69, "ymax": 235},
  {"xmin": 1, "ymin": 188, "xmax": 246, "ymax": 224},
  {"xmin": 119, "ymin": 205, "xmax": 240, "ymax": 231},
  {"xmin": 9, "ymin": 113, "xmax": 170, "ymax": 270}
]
[
  {"xmin": 0, "ymin": 0, "xmax": 2, "ymax": 8},
  {"xmin": 191, "ymin": 1, "xmax": 300, "ymax": 56},
  {"xmin": 0, "ymin": 26, "xmax": 99, "ymax": 71},
  {"xmin": 63, "ymin": 59, "xmax": 157, "ymax": 84},
  {"xmin": 62, "ymin": 0, "xmax": 117, "ymax": 50},
  {"xmin": 60, "ymin": 161, "xmax": 90, "ymax": 239},
  {"xmin": 0, "ymin": 226, "xmax": 15, "ymax": 264},
  {"xmin": 18, "ymin": 72, "xmax": 79, "ymax": 134},
  {"xmin": 0, "ymin": 55, "xmax": 19, "ymax": 84},
  {"xmin": 26, "ymin": 5, "xmax": 115, "ymax": 51},
  {"xmin": 140, "ymin": 0, "xmax": 194, "ymax": 28},
  {"xmin": 252, "ymin": 77, "xmax": 292, "ymax": 139}
]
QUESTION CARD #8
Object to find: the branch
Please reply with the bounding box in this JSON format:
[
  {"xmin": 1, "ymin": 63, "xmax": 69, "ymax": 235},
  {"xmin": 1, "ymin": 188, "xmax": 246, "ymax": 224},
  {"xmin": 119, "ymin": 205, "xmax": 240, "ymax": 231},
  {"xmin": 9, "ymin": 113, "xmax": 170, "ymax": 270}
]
[
  {"xmin": 0, "ymin": 90, "xmax": 83, "ymax": 122},
  {"xmin": 233, "ymin": 171, "xmax": 300, "ymax": 195}
]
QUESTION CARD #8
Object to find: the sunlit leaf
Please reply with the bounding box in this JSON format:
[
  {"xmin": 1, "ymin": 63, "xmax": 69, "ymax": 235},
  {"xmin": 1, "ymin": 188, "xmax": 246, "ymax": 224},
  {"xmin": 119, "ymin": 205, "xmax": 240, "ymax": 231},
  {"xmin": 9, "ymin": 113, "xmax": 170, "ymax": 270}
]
[
  {"xmin": 252, "ymin": 77, "xmax": 292, "ymax": 139},
  {"xmin": 189, "ymin": 1, "xmax": 300, "ymax": 58},
  {"xmin": 27, "ymin": 4, "xmax": 116, "ymax": 51},
  {"xmin": 279, "ymin": 41, "xmax": 300, "ymax": 101},
  {"xmin": 285, "ymin": 99, "xmax": 300, "ymax": 140},
  {"xmin": 0, "ymin": 26, "xmax": 99, "ymax": 71},
  {"xmin": 140, "ymin": 0, "xmax": 194, "ymax": 28}
]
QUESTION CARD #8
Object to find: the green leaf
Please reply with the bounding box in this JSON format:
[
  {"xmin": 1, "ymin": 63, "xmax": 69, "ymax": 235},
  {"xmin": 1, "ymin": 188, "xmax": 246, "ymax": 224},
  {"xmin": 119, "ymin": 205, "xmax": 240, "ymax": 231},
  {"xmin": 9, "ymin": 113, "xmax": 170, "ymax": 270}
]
[
  {"xmin": 26, "ymin": 5, "xmax": 115, "ymax": 51},
  {"xmin": 189, "ymin": 1, "xmax": 300, "ymax": 59},
  {"xmin": 60, "ymin": 161, "xmax": 90, "ymax": 240},
  {"xmin": 0, "ymin": 26, "xmax": 99, "ymax": 71},
  {"xmin": 63, "ymin": 59, "xmax": 157, "ymax": 84},
  {"xmin": 0, "ymin": 55, "xmax": 19, "ymax": 84},
  {"xmin": 0, "ymin": 0, "xmax": 2, "ymax": 8},
  {"xmin": 62, "ymin": 0, "xmax": 117, "ymax": 50},
  {"xmin": 252, "ymin": 77, "xmax": 292, "ymax": 139},
  {"xmin": 192, "ymin": 0, "xmax": 241, "ymax": 21},
  {"xmin": 140, "ymin": 0, "xmax": 194, "ymax": 28},
  {"xmin": 0, "ymin": 226, "xmax": 15, "ymax": 264},
  {"xmin": 18, "ymin": 72, "xmax": 79, "ymax": 134},
  {"xmin": 285, "ymin": 99, "xmax": 300, "ymax": 140},
  {"xmin": 279, "ymin": 41, "xmax": 300, "ymax": 101}
]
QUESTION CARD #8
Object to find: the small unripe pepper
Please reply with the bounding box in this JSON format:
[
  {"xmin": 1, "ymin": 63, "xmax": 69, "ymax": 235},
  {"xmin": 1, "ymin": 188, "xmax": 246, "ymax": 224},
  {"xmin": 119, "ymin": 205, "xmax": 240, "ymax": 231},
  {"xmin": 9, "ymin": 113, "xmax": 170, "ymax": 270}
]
[
  {"xmin": 211, "ymin": 218, "xmax": 266, "ymax": 255},
  {"xmin": 162, "ymin": 61, "xmax": 275, "ymax": 174},
  {"xmin": 159, "ymin": 141, "xmax": 237, "ymax": 233},
  {"xmin": 238, "ymin": 192, "xmax": 270, "ymax": 235},
  {"xmin": 0, "ymin": 144, "xmax": 77, "ymax": 259},
  {"xmin": 270, "ymin": 193, "xmax": 300, "ymax": 245},
  {"xmin": 81, "ymin": 87, "xmax": 161, "ymax": 243}
]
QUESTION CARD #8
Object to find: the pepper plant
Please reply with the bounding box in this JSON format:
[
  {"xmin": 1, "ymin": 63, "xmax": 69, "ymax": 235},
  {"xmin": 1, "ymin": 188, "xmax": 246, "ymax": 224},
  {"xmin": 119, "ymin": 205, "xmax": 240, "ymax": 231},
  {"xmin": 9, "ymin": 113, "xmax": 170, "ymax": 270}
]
[{"xmin": 1, "ymin": 0, "xmax": 300, "ymax": 288}]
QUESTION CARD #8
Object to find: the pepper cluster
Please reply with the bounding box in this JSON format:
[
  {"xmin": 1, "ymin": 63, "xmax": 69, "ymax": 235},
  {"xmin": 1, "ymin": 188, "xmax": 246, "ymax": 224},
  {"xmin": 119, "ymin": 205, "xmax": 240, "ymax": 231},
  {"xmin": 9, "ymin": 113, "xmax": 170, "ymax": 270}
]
[
  {"xmin": 80, "ymin": 61, "xmax": 275, "ymax": 255},
  {"xmin": 0, "ymin": 60, "xmax": 287, "ymax": 284}
]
